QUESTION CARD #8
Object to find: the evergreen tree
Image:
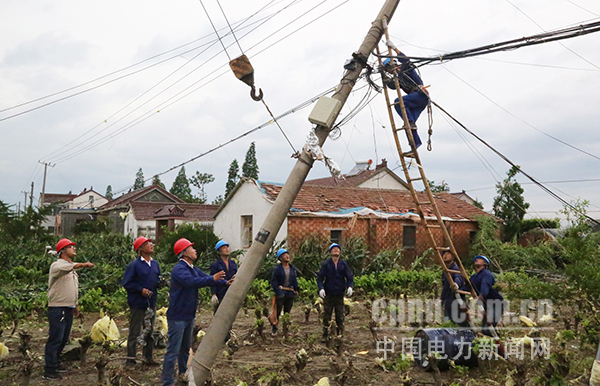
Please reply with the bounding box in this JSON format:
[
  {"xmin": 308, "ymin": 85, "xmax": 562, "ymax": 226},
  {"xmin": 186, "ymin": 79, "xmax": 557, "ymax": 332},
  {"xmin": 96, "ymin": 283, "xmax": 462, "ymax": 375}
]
[
  {"xmin": 242, "ymin": 141, "xmax": 259, "ymax": 180},
  {"xmin": 190, "ymin": 172, "xmax": 215, "ymax": 204},
  {"xmin": 105, "ymin": 185, "xmax": 113, "ymax": 200},
  {"xmin": 225, "ymin": 159, "xmax": 240, "ymax": 198},
  {"xmin": 493, "ymin": 166, "xmax": 530, "ymax": 241},
  {"xmin": 133, "ymin": 168, "xmax": 145, "ymax": 190},
  {"xmin": 152, "ymin": 175, "xmax": 165, "ymax": 189},
  {"xmin": 170, "ymin": 167, "xmax": 194, "ymax": 202}
]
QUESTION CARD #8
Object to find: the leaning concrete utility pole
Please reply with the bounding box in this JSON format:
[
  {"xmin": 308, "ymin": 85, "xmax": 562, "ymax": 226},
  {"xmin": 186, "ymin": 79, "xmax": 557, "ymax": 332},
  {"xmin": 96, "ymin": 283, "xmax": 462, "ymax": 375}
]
[{"xmin": 192, "ymin": 0, "xmax": 400, "ymax": 383}]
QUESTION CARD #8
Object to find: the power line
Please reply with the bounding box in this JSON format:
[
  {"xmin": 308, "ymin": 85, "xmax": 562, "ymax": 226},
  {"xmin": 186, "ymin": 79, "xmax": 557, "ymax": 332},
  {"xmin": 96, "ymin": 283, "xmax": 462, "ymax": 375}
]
[
  {"xmin": 504, "ymin": 0, "xmax": 600, "ymax": 70},
  {"xmin": 385, "ymin": 19, "xmax": 600, "ymax": 66},
  {"xmin": 111, "ymin": 86, "xmax": 336, "ymax": 195},
  {"xmin": 0, "ymin": 0, "xmax": 300, "ymax": 123},
  {"xmin": 431, "ymin": 100, "xmax": 600, "ymax": 225},
  {"xmin": 48, "ymin": 0, "xmax": 349, "ymax": 164}
]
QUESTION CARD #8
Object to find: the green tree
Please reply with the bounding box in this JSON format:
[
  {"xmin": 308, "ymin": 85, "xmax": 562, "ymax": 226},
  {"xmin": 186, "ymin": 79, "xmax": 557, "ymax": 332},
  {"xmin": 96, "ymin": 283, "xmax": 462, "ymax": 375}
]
[
  {"xmin": 105, "ymin": 185, "xmax": 113, "ymax": 200},
  {"xmin": 133, "ymin": 168, "xmax": 145, "ymax": 190},
  {"xmin": 493, "ymin": 166, "xmax": 530, "ymax": 241},
  {"xmin": 473, "ymin": 198, "xmax": 484, "ymax": 209},
  {"xmin": 225, "ymin": 159, "xmax": 240, "ymax": 198},
  {"xmin": 152, "ymin": 174, "xmax": 165, "ymax": 189},
  {"xmin": 242, "ymin": 142, "xmax": 259, "ymax": 180},
  {"xmin": 212, "ymin": 195, "xmax": 224, "ymax": 205},
  {"xmin": 428, "ymin": 179, "xmax": 449, "ymax": 193},
  {"xmin": 170, "ymin": 166, "xmax": 194, "ymax": 202},
  {"xmin": 190, "ymin": 172, "xmax": 215, "ymax": 204}
]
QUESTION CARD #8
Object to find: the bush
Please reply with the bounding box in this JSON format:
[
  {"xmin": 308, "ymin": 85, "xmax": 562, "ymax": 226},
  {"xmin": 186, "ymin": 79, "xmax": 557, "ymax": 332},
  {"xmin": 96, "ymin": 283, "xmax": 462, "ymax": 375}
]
[{"xmin": 154, "ymin": 223, "xmax": 219, "ymax": 267}]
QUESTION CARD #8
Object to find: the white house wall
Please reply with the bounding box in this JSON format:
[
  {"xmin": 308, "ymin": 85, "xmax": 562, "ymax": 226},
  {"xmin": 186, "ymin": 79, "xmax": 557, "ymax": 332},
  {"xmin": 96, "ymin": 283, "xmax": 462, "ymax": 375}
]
[
  {"xmin": 214, "ymin": 182, "xmax": 288, "ymax": 255},
  {"xmin": 359, "ymin": 171, "xmax": 408, "ymax": 190},
  {"xmin": 70, "ymin": 192, "xmax": 108, "ymax": 209}
]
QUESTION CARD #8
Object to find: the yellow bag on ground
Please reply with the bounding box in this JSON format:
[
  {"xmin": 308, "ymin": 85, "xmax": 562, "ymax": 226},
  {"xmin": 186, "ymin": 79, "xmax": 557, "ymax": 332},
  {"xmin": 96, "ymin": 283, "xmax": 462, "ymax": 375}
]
[
  {"xmin": 91, "ymin": 315, "xmax": 120, "ymax": 343},
  {"xmin": 0, "ymin": 342, "xmax": 8, "ymax": 359},
  {"xmin": 156, "ymin": 314, "xmax": 168, "ymax": 336}
]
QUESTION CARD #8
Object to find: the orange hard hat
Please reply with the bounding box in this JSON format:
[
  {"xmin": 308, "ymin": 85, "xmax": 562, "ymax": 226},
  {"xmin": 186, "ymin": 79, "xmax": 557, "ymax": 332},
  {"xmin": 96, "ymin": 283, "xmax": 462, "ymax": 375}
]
[
  {"xmin": 56, "ymin": 238, "xmax": 75, "ymax": 252},
  {"xmin": 133, "ymin": 236, "xmax": 152, "ymax": 252},
  {"xmin": 174, "ymin": 238, "xmax": 194, "ymax": 256}
]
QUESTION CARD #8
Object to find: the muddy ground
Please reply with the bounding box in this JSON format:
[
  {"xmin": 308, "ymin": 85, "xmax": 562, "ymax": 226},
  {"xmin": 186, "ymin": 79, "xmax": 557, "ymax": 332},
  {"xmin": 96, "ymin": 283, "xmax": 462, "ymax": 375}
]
[{"xmin": 0, "ymin": 298, "xmax": 594, "ymax": 386}]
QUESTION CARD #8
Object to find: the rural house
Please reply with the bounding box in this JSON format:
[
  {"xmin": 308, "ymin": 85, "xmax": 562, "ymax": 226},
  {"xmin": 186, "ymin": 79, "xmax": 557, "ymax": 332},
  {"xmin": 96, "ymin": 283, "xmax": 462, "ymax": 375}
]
[{"xmin": 40, "ymin": 188, "xmax": 108, "ymax": 235}]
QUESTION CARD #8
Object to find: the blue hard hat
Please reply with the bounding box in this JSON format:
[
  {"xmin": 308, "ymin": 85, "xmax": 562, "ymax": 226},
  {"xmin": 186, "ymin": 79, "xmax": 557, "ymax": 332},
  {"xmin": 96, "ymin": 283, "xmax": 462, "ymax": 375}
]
[
  {"xmin": 215, "ymin": 240, "xmax": 229, "ymax": 252},
  {"xmin": 383, "ymin": 58, "xmax": 391, "ymax": 66},
  {"xmin": 474, "ymin": 255, "xmax": 490, "ymax": 265},
  {"xmin": 329, "ymin": 243, "xmax": 341, "ymax": 252},
  {"xmin": 276, "ymin": 248, "xmax": 288, "ymax": 259}
]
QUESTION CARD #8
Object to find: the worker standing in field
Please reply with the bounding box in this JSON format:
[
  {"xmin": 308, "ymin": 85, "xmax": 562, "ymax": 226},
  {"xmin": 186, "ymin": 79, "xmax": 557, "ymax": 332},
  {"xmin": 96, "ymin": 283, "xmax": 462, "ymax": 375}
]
[
  {"xmin": 440, "ymin": 250, "xmax": 468, "ymax": 327},
  {"xmin": 269, "ymin": 248, "xmax": 299, "ymax": 335},
  {"xmin": 317, "ymin": 243, "xmax": 353, "ymax": 341},
  {"xmin": 470, "ymin": 255, "xmax": 505, "ymax": 336},
  {"xmin": 122, "ymin": 236, "xmax": 160, "ymax": 366},
  {"xmin": 382, "ymin": 39, "xmax": 429, "ymax": 149},
  {"xmin": 161, "ymin": 238, "xmax": 229, "ymax": 386},
  {"xmin": 210, "ymin": 240, "xmax": 237, "ymax": 312},
  {"xmin": 44, "ymin": 239, "xmax": 95, "ymax": 380}
]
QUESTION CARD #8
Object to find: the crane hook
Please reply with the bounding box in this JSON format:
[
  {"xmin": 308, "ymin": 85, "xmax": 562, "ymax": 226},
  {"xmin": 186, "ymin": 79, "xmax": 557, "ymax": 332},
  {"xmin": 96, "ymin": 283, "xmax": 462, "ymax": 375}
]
[{"xmin": 250, "ymin": 85, "xmax": 263, "ymax": 101}]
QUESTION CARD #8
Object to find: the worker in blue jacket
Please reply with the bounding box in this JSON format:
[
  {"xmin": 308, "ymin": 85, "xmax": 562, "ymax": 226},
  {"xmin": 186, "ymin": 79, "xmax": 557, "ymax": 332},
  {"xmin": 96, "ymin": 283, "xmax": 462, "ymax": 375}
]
[
  {"xmin": 162, "ymin": 238, "xmax": 229, "ymax": 386},
  {"xmin": 383, "ymin": 39, "xmax": 429, "ymax": 149},
  {"xmin": 440, "ymin": 250, "xmax": 469, "ymax": 327},
  {"xmin": 122, "ymin": 236, "xmax": 161, "ymax": 366},
  {"xmin": 317, "ymin": 243, "xmax": 353, "ymax": 341},
  {"xmin": 210, "ymin": 240, "xmax": 237, "ymax": 312},
  {"xmin": 269, "ymin": 248, "xmax": 299, "ymax": 335},
  {"xmin": 470, "ymin": 255, "xmax": 504, "ymax": 337}
]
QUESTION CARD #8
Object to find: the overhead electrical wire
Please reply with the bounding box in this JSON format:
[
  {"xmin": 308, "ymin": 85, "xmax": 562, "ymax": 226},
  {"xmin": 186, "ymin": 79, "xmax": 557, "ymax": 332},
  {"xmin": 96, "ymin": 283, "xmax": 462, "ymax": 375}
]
[
  {"xmin": 381, "ymin": 19, "xmax": 600, "ymax": 66},
  {"xmin": 505, "ymin": 0, "xmax": 600, "ymax": 70},
  {"xmin": 0, "ymin": 0, "xmax": 300, "ymax": 123},
  {"xmin": 111, "ymin": 86, "xmax": 336, "ymax": 195},
  {"xmin": 46, "ymin": 0, "xmax": 334, "ymax": 164},
  {"xmin": 431, "ymin": 100, "xmax": 600, "ymax": 225}
]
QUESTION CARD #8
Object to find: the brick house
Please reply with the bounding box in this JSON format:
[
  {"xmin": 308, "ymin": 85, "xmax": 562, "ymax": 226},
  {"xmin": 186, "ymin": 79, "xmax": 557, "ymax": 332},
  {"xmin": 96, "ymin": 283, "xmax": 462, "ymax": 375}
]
[
  {"xmin": 95, "ymin": 184, "xmax": 218, "ymax": 239},
  {"xmin": 214, "ymin": 177, "xmax": 493, "ymax": 260}
]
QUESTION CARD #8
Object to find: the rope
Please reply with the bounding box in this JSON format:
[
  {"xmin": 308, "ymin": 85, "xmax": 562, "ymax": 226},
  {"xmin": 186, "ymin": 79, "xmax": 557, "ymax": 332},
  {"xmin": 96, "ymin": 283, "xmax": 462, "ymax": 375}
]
[
  {"xmin": 261, "ymin": 99, "xmax": 300, "ymax": 157},
  {"xmin": 199, "ymin": 0, "xmax": 231, "ymax": 60},
  {"xmin": 215, "ymin": 0, "xmax": 245, "ymax": 55},
  {"xmin": 426, "ymin": 104, "xmax": 433, "ymax": 151}
]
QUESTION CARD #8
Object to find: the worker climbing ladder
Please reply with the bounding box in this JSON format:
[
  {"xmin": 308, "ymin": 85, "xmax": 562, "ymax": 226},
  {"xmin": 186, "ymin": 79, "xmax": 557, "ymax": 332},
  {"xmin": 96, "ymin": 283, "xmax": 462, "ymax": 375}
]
[{"xmin": 376, "ymin": 21, "xmax": 501, "ymax": 339}]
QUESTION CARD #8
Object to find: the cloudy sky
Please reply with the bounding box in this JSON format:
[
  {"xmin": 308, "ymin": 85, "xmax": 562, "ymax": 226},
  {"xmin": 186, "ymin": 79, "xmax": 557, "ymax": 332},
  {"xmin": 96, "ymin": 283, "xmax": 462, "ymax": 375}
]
[{"xmin": 1, "ymin": 0, "xmax": 599, "ymax": 221}]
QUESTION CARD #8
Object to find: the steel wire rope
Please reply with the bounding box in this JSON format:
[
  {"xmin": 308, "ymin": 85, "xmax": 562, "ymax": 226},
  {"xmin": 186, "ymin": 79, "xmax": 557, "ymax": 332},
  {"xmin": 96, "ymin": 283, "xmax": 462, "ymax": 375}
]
[
  {"xmin": 215, "ymin": 0, "xmax": 245, "ymax": 54},
  {"xmin": 0, "ymin": 0, "xmax": 297, "ymax": 122},
  {"xmin": 110, "ymin": 86, "xmax": 337, "ymax": 195},
  {"xmin": 40, "ymin": 2, "xmax": 289, "ymax": 161},
  {"xmin": 199, "ymin": 0, "xmax": 232, "ymax": 60},
  {"xmin": 50, "ymin": 0, "xmax": 348, "ymax": 164},
  {"xmin": 505, "ymin": 0, "xmax": 600, "ymax": 70}
]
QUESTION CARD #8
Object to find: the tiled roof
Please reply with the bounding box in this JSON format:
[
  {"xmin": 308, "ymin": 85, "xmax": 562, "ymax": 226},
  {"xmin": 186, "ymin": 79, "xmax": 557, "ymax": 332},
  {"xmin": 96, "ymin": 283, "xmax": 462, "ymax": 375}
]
[
  {"xmin": 130, "ymin": 202, "xmax": 219, "ymax": 221},
  {"xmin": 305, "ymin": 166, "xmax": 409, "ymax": 190},
  {"xmin": 43, "ymin": 193, "xmax": 77, "ymax": 204},
  {"xmin": 101, "ymin": 185, "xmax": 183, "ymax": 208},
  {"xmin": 258, "ymin": 182, "xmax": 491, "ymax": 220}
]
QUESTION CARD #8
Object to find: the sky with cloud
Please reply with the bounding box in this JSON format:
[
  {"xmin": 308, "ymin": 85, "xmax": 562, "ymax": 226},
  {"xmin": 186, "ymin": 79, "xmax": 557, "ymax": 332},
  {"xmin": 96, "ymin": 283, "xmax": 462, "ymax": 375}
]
[{"xmin": 1, "ymin": 0, "xmax": 599, "ymax": 221}]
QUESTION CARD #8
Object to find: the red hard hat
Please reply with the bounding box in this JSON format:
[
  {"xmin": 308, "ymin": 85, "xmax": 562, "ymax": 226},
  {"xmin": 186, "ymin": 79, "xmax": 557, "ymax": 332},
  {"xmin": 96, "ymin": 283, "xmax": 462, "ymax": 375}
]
[
  {"xmin": 133, "ymin": 236, "xmax": 152, "ymax": 252},
  {"xmin": 174, "ymin": 238, "xmax": 194, "ymax": 256},
  {"xmin": 56, "ymin": 238, "xmax": 76, "ymax": 252}
]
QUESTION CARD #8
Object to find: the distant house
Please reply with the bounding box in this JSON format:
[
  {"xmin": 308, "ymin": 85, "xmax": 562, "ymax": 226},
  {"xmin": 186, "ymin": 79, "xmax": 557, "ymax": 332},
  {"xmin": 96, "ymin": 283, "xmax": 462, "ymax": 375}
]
[
  {"xmin": 96, "ymin": 184, "xmax": 218, "ymax": 239},
  {"xmin": 41, "ymin": 188, "xmax": 108, "ymax": 235},
  {"xmin": 214, "ymin": 177, "xmax": 494, "ymax": 261},
  {"xmin": 450, "ymin": 190, "xmax": 480, "ymax": 208},
  {"xmin": 305, "ymin": 159, "xmax": 409, "ymax": 191}
]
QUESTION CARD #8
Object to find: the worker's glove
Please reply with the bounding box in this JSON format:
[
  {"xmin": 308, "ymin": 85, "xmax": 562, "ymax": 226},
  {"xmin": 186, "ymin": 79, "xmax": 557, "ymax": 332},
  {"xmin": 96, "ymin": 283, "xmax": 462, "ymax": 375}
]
[
  {"xmin": 450, "ymin": 283, "xmax": 459, "ymax": 293},
  {"xmin": 346, "ymin": 287, "xmax": 353, "ymax": 297},
  {"xmin": 211, "ymin": 294, "xmax": 220, "ymax": 307},
  {"xmin": 319, "ymin": 289, "xmax": 326, "ymax": 299},
  {"xmin": 386, "ymin": 39, "xmax": 397, "ymax": 50}
]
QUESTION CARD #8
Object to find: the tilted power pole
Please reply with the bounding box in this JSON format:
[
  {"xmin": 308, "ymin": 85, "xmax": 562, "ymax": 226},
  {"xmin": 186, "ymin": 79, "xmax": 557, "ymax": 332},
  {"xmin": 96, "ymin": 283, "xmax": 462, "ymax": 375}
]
[{"xmin": 192, "ymin": 0, "xmax": 400, "ymax": 383}]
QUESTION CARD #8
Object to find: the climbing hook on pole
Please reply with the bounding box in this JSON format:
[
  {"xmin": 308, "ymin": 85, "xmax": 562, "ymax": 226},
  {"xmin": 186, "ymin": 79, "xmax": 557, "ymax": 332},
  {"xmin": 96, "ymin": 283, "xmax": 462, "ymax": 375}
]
[{"xmin": 229, "ymin": 54, "xmax": 263, "ymax": 102}]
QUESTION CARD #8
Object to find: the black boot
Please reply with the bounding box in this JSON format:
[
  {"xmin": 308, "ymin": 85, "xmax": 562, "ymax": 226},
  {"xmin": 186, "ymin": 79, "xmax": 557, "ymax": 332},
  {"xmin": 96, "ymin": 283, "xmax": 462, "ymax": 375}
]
[{"xmin": 321, "ymin": 327, "xmax": 328, "ymax": 343}]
